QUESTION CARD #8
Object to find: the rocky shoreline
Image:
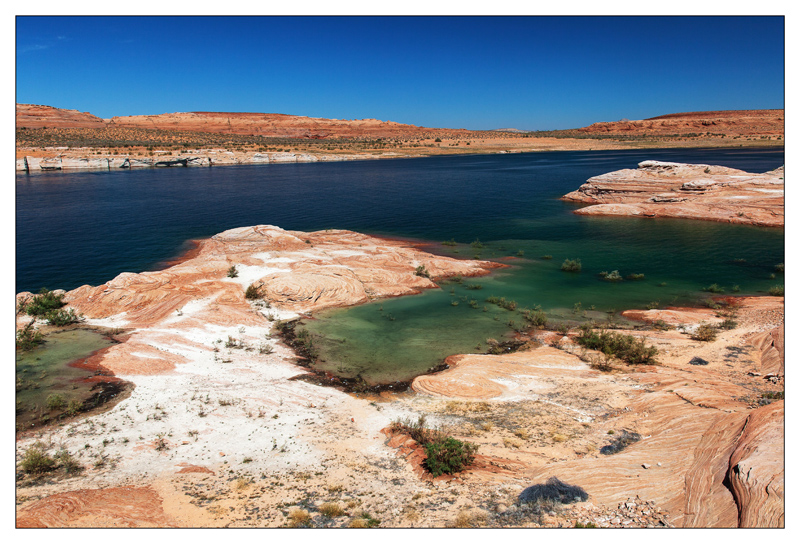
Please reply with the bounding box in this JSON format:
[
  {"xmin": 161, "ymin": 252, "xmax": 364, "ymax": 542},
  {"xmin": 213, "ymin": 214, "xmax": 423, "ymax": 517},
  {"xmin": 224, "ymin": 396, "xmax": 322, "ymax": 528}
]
[
  {"xmin": 15, "ymin": 226, "xmax": 783, "ymax": 527},
  {"xmin": 562, "ymin": 160, "xmax": 785, "ymax": 227},
  {"xmin": 15, "ymin": 150, "xmax": 406, "ymax": 171}
]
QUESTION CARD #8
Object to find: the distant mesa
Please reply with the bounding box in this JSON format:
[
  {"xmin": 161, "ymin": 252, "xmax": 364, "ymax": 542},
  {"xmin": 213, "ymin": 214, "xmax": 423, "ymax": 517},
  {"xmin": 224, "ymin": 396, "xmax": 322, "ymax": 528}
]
[{"xmin": 16, "ymin": 103, "xmax": 784, "ymax": 141}]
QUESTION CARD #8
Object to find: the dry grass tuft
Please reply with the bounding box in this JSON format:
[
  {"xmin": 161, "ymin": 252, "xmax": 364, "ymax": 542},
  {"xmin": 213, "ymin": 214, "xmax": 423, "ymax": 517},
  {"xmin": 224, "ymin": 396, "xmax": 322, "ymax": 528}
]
[
  {"xmin": 448, "ymin": 508, "xmax": 489, "ymax": 528},
  {"xmin": 287, "ymin": 508, "xmax": 312, "ymax": 527},
  {"xmin": 319, "ymin": 502, "xmax": 346, "ymax": 517}
]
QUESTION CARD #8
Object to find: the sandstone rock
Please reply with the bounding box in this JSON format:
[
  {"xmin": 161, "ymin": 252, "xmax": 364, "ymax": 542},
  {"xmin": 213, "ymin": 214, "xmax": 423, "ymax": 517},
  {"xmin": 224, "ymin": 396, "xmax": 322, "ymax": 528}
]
[
  {"xmin": 727, "ymin": 401, "xmax": 784, "ymax": 527},
  {"xmin": 562, "ymin": 161, "xmax": 784, "ymax": 227}
]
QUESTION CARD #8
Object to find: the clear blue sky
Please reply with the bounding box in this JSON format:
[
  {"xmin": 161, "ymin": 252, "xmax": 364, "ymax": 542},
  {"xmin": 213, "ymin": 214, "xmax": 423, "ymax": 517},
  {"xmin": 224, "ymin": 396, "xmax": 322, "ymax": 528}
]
[{"xmin": 15, "ymin": 16, "xmax": 785, "ymax": 130}]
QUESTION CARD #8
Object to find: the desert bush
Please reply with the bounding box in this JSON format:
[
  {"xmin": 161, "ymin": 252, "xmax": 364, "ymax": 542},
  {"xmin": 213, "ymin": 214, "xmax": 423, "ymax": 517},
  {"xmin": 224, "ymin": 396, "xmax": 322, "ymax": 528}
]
[
  {"xmin": 16, "ymin": 320, "xmax": 44, "ymax": 351},
  {"xmin": 626, "ymin": 273, "xmax": 645, "ymax": 280},
  {"xmin": 390, "ymin": 416, "xmax": 478, "ymax": 476},
  {"xmin": 541, "ymin": 255, "xmax": 553, "ymax": 260},
  {"xmin": 442, "ymin": 238, "xmax": 457, "ymax": 246},
  {"xmin": 44, "ymin": 307, "xmax": 83, "ymax": 326},
  {"xmin": 45, "ymin": 394, "xmax": 65, "ymax": 411},
  {"xmin": 522, "ymin": 308, "xmax": 548, "ymax": 328},
  {"xmin": 349, "ymin": 512, "xmax": 381, "ymax": 528},
  {"xmin": 287, "ymin": 508, "xmax": 312, "ymax": 527},
  {"xmin": 691, "ymin": 324, "xmax": 718, "ymax": 342},
  {"xmin": 245, "ymin": 283, "xmax": 261, "ymax": 299},
  {"xmin": 227, "ymin": 265, "xmax": 239, "ymax": 278},
  {"xmin": 319, "ymin": 502, "xmax": 346, "ymax": 517},
  {"xmin": 561, "ymin": 258, "xmax": 582, "ymax": 272},
  {"xmin": 719, "ymin": 317, "xmax": 737, "ymax": 330},
  {"xmin": 466, "ymin": 283, "xmax": 483, "ymax": 290},
  {"xmin": 448, "ymin": 508, "xmax": 489, "ymax": 528},
  {"xmin": 54, "ymin": 448, "xmax": 83, "ymax": 475},
  {"xmin": 414, "ymin": 264, "xmax": 430, "ymax": 278},
  {"xmin": 423, "ymin": 437, "xmax": 479, "ymax": 477},
  {"xmin": 768, "ymin": 285, "xmax": 784, "ymax": 296},
  {"xmin": 24, "ymin": 288, "xmax": 66, "ymax": 317},
  {"xmin": 703, "ymin": 283, "xmax": 725, "ymax": 293},
  {"xmin": 775, "ymin": 263, "xmax": 784, "ymax": 273},
  {"xmin": 20, "ymin": 442, "xmax": 56, "ymax": 474},
  {"xmin": 575, "ymin": 325, "xmax": 658, "ymax": 365}
]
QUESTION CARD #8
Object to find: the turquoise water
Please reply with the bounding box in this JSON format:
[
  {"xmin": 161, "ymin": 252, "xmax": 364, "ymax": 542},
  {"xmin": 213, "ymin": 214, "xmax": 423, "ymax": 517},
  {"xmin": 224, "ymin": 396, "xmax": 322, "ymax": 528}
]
[
  {"xmin": 16, "ymin": 147, "xmax": 783, "ymax": 385},
  {"xmin": 16, "ymin": 328, "xmax": 116, "ymax": 430},
  {"xmin": 303, "ymin": 217, "xmax": 784, "ymax": 384}
]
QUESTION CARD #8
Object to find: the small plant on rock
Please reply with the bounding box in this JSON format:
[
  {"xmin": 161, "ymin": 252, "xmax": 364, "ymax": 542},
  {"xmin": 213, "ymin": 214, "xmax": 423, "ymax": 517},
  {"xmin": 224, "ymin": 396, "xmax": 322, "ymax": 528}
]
[
  {"xmin": 245, "ymin": 283, "xmax": 262, "ymax": 300},
  {"xmin": 227, "ymin": 265, "xmax": 239, "ymax": 278}
]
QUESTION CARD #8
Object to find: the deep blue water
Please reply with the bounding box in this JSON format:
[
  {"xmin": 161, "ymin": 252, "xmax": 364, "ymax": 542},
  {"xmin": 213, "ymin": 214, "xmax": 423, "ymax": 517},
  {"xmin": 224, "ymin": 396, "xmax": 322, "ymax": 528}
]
[{"xmin": 16, "ymin": 147, "xmax": 784, "ymax": 294}]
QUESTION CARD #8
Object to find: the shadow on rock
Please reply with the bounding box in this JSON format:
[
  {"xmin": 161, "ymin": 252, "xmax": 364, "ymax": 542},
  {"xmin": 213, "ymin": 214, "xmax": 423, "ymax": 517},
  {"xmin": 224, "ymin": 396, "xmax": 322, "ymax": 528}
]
[
  {"xmin": 600, "ymin": 430, "xmax": 642, "ymax": 455},
  {"xmin": 519, "ymin": 477, "xmax": 588, "ymax": 504}
]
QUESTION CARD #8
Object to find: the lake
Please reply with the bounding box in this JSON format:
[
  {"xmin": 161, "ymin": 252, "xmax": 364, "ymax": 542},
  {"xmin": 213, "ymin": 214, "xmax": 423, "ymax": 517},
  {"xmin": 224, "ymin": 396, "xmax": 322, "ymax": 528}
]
[{"xmin": 17, "ymin": 147, "xmax": 784, "ymax": 384}]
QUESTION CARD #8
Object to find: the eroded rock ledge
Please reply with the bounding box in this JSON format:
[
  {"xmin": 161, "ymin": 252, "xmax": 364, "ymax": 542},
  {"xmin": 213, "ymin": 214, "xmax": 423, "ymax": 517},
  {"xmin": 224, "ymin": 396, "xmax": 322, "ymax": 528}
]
[{"xmin": 562, "ymin": 161, "xmax": 784, "ymax": 227}]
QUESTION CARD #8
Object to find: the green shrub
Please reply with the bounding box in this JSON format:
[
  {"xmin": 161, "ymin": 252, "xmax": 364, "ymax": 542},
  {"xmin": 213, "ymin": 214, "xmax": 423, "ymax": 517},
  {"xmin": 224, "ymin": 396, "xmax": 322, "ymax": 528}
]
[
  {"xmin": 470, "ymin": 239, "xmax": 484, "ymax": 249},
  {"xmin": 703, "ymin": 283, "xmax": 725, "ymax": 293},
  {"xmin": 575, "ymin": 326, "xmax": 658, "ymax": 365},
  {"xmin": 466, "ymin": 283, "xmax": 483, "ymax": 290},
  {"xmin": 486, "ymin": 296, "xmax": 517, "ymax": 311},
  {"xmin": 626, "ymin": 273, "xmax": 645, "ymax": 280},
  {"xmin": 44, "ymin": 307, "xmax": 83, "ymax": 326},
  {"xmin": 775, "ymin": 263, "xmax": 784, "ymax": 273},
  {"xmin": 46, "ymin": 394, "xmax": 65, "ymax": 411},
  {"xmin": 24, "ymin": 288, "xmax": 66, "ymax": 317},
  {"xmin": 54, "ymin": 448, "xmax": 83, "ymax": 475},
  {"xmin": 768, "ymin": 285, "xmax": 784, "ymax": 296},
  {"xmin": 423, "ymin": 437, "xmax": 479, "ymax": 477},
  {"xmin": 561, "ymin": 258, "xmax": 582, "ymax": 272},
  {"xmin": 20, "ymin": 443, "xmax": 56, "ymax": 474},
  {"xmin": 719, "ymin": 318, "xmax": 737, "ymax": 330},
  {"xmin": 442, "ymin": 238, "xmax": 457, "ymax": 246},
  {"xmin": 415, "ymin": 265, "xmax": 430, "ymax": 278},
  {"xmin": 227, "ymin": 265, "xmax": 239, "ymax": 278},
  {"xmin": 541, "ymin": 255, "xmax": 553, "ymax": 260},
  {"xmin": 16, "ymin": 321, "xmax": 44, "ymax": 351},
  {"xmin": 522, "ymin": 308, "xmax": 548, "ymax": 328},
  {"xmin": 245, "ymin": 283, "xmax": 262, "ymax": 299},
  {"xmin": 691, "ymin": 324, "xmax": 718, "ymax": 342}
]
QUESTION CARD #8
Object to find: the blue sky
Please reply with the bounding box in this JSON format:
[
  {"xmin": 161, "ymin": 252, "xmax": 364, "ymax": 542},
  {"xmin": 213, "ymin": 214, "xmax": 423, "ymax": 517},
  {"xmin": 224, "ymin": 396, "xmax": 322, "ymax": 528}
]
[{"xmin": 15, "ymin": 16, "xmax": 785, "ymax": 130}]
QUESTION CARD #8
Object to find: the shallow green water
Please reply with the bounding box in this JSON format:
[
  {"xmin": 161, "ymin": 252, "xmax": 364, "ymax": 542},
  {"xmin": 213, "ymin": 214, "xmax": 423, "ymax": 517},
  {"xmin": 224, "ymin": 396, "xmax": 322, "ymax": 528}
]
[
  {"xmin": 303, "ymin": 216, "xmax": 783, "ymax": 385},
  {"xmin": 16, "ymin": 328, "xmax": 115, "ymax": 429}
]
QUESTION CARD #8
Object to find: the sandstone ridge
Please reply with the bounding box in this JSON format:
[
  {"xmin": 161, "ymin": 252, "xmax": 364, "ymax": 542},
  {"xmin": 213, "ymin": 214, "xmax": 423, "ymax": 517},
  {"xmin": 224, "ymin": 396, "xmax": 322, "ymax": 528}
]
[{"xmin": 562, "ymin": 160, "xmax": 784, "ymax": 227}]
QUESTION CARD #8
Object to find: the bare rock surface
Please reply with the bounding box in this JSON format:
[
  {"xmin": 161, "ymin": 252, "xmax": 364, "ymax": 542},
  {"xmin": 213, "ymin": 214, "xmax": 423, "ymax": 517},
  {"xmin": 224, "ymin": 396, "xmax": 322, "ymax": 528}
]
[{"xmin": 562, "ymin": 160, "xmax": 784, "ymax": 226}]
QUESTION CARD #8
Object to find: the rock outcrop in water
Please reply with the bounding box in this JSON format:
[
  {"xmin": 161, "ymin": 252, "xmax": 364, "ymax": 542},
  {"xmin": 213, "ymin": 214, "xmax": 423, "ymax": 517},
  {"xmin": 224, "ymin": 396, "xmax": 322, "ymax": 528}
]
[{"xmin": 561, "ymin": 161, "xmax": 784, "ymax": 227}]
